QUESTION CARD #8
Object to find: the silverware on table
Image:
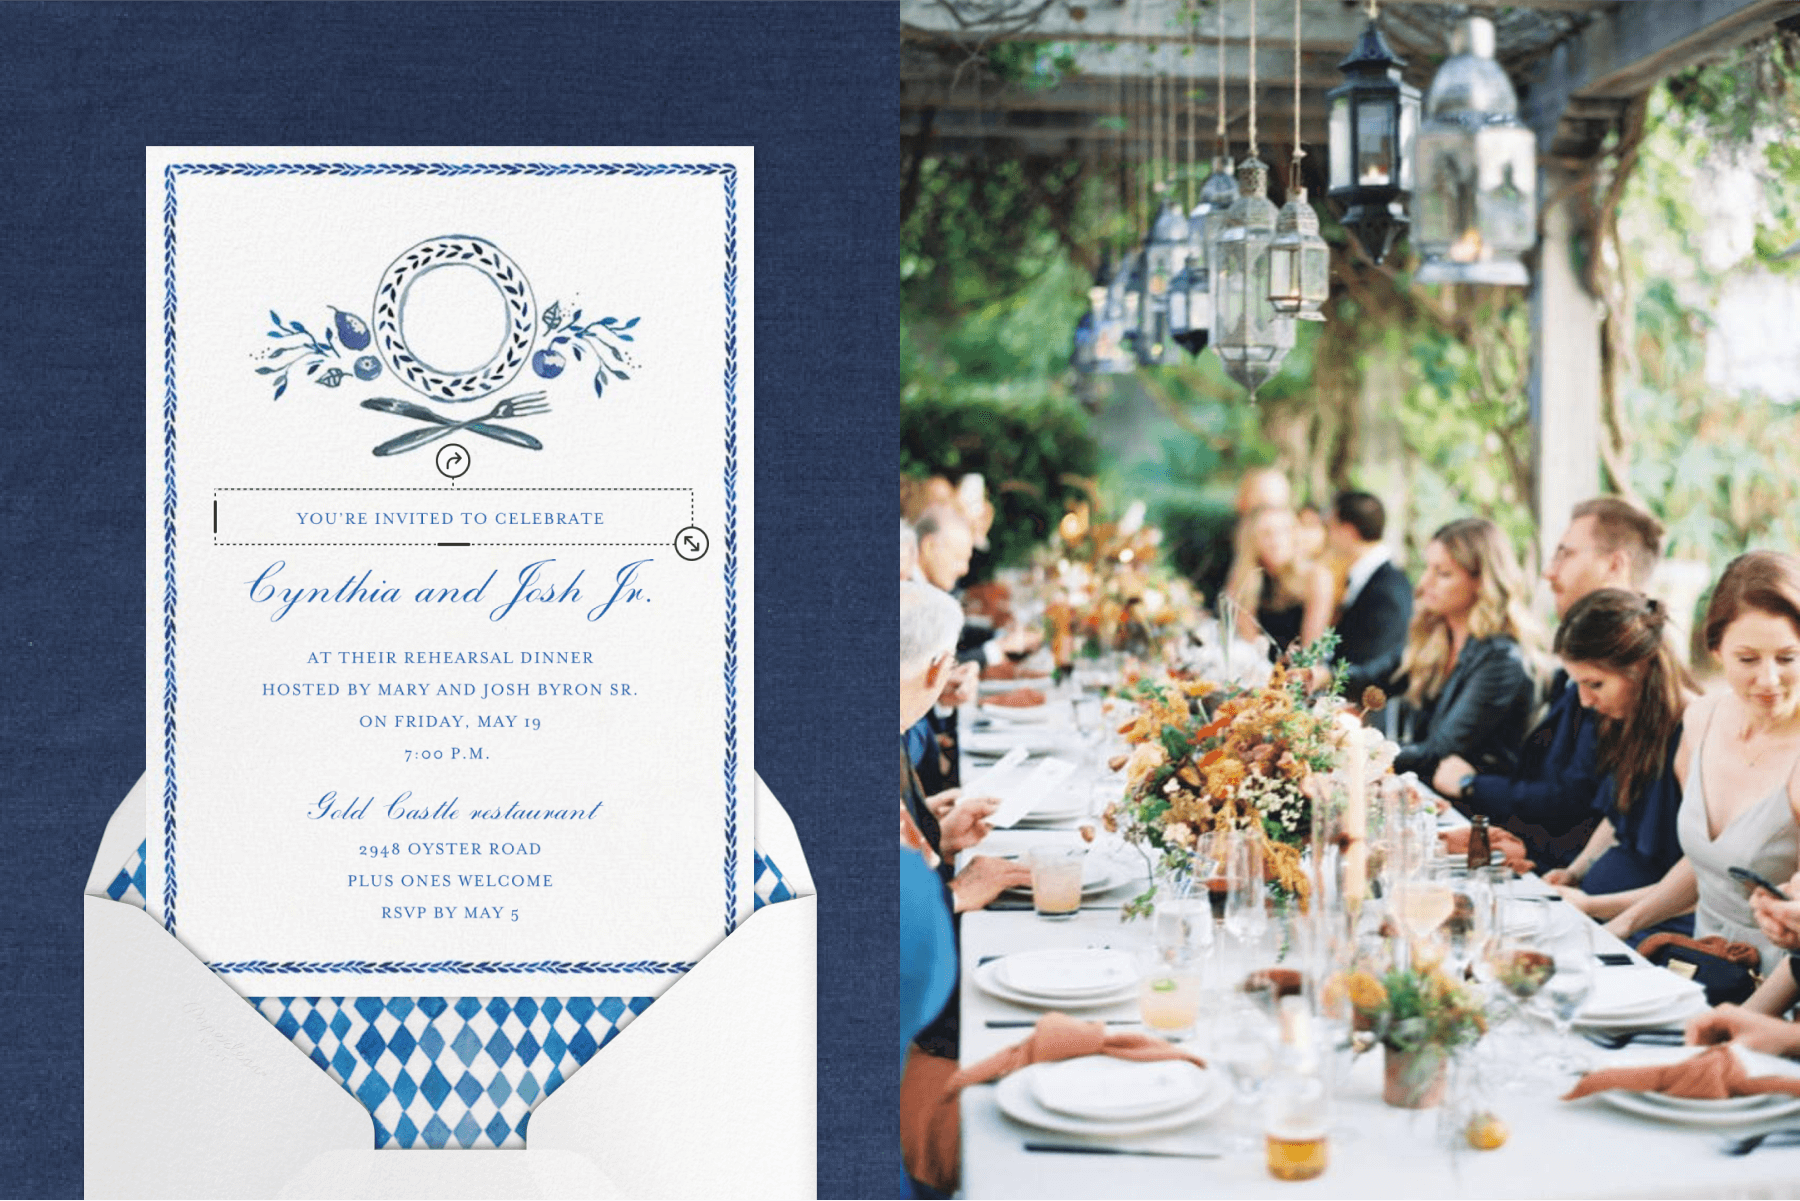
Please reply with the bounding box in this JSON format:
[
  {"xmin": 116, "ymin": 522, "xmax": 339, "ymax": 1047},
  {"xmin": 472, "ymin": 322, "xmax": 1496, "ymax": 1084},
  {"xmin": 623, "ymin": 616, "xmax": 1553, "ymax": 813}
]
[
  {"xmin": 369, "ymin": 392, "xmax": 549, "ymax": 456},
  {"xmin": 1723, "ymin": 1128, "xmax": 1800, "ymax": 1156},
  {"xmin": 1580, "ymin": 1028, "xmax": 1687, "ymax": 1050},
  {"xmin": 1023, "ymin": 1142, "xmax": 1221, "ymax": 1159}
]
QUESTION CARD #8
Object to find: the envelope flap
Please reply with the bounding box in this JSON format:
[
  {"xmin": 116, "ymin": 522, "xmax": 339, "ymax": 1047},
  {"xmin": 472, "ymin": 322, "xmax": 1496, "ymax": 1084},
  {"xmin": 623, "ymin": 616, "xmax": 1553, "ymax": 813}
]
[
  {"xmin": 86, "ymin": 773, "xmax": 147, "ymax": 897},
  {"xmin": 84, "ymin": 896, "xmax": 370, "ymax": 1199},
  {"xmin": 530, "ymin": 895, "xmax": 816, "ymax": 1198},
  {"xmin": 754, "ymin": 773, "xmax": 813, "ymax": 897}
]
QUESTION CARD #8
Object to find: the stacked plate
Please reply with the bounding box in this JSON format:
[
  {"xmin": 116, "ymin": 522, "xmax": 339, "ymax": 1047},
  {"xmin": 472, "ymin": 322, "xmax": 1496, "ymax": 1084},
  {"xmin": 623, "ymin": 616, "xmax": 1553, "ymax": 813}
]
[
  {"xmin": 975, "ymin": 949, "xmax": 1138, "ymax": 1009},
  {"xmin": 997, "ymin": 1057, "xmax": 1228, "ymax": 1135},
  {"xmin": 1590, "ymin": 1045, "xmax": 1800, "ymax": 1126},
  {"xmin": 962, "ymin": 729, "xmax": 1066, "ymax": 757},
  {"xmin": 1576, "ymin": 966, "xmax": 1708, "ymax": 1033},
  {"xmin": 1014, "ymin": 795, "xmax": 1094, "ymax": 828}
]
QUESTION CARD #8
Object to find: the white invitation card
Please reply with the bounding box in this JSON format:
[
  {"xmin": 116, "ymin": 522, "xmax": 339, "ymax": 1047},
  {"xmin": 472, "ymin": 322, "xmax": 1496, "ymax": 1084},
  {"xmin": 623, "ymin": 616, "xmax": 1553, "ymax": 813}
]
[{"xmin": 144, "ymin": 146, "xmax": 754, "ymax": 996}]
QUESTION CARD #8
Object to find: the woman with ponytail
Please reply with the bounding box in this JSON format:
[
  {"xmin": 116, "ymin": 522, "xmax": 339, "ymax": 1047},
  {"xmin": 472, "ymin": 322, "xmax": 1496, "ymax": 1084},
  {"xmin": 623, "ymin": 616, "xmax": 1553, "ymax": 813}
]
[{"xmin": 1546, "ymin": 590, "xmax": 1699, "ymax": 927}]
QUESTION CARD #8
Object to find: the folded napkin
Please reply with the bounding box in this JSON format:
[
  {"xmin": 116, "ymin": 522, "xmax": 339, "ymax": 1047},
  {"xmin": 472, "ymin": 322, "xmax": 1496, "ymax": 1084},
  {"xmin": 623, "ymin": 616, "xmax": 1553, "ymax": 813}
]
[
  {"xmin": 904, "ymin": 1012, "xmax": 1205, "ymax": 1194},
  {"xmin": 983, "ymin": 660, "xmax": 1048, "ymax": 681},
  {"xmin": 1563, "ymin": 1044, "xmax": 1800, "ymax": 1101},
  {"xmin": 949, "ymin": 1011, "xmax": 1207, "ymax": 1090},
  {"xmin": 985, "ymin": 686, "xmax": 1048, "ymax": 708},
  {"xmin": 1441, "ymin": 824, "xmax": 1534, "ymax": 874}
]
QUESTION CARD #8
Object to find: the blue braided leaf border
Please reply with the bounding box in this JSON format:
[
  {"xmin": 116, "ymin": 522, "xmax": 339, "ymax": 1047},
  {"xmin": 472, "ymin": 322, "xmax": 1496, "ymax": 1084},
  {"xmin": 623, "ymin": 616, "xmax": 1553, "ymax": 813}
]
[{"xmin": 160, "ymin": 160, "xmax": 743, "ymax": 966}]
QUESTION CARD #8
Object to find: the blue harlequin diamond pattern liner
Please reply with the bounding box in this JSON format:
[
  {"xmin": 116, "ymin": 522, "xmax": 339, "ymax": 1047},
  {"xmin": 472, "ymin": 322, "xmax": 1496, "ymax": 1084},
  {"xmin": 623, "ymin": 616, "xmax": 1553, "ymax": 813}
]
[{"xmin": 112, "ymin": 840, "xmax": 794, "ymax": 1148}]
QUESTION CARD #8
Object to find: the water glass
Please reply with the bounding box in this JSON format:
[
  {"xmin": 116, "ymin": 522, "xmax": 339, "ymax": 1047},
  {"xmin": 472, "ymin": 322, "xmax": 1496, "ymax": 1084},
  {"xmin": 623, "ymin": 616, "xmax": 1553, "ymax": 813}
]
[
  {"xmin": 1028, "ymin": 847, "xmax": 1085, "ymax": 919},
  {"xmin": 1136, "ymin": 946, "xmax": 1203, "ymax": 1041},
  {"xmin": 1224, "ymin": 832, "xmax": 1268, "ymax": 943},
  {"xmin": 1539, "ymin": 915, "xmax": 1596, "ymax": 1075}
]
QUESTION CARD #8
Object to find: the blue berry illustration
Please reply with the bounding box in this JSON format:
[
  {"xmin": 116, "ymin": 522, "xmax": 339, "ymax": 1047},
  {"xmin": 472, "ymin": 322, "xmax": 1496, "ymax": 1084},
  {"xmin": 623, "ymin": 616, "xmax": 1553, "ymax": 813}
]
[
  {"xmin": 330, "ymin": 306, "xmax": 372, "ymax": 351},
  {"xmin": 354, "ymin": 355, "xmax": 382, "ymax": 381},
  {"xmin": 532, "ymin": 348, "xmax": 566, "ymax": 379}
]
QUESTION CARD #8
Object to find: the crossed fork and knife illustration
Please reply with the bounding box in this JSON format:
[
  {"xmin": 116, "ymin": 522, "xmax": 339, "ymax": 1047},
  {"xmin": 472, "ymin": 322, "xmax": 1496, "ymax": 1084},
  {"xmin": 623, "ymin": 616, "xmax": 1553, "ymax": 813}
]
[{"xmin": 361, "ymin": 392, "xmax": 549, "ymax": 456}]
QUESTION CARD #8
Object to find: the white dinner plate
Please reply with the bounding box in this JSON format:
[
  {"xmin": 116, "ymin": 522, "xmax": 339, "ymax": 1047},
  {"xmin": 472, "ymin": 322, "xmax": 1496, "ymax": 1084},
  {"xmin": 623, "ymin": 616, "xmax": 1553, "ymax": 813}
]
[
  {"xmin": 973, "ymin": 958, "xmax": 1138, "ymax": 1009},
  {"xmin": 1585, "ymin": 1045, "xmax": 1800, "ymax": 1126},
  {"xmin": 962, "ymin": 730, "xmax": 1065, "ymax": 757},
  {"xmin": 982, "ymin": 675, "xmax": 1052, "ymax": 693},
  {"xmin": 979, "ymin": 700, "xmax": 1054, "ymax": 724},
  {"xmin": 996, "ymin": 1062, "xmax": 1228, "ymax": 1136},
  {"xmin": 1030, "ymin": 1057, "xmax": 1209, "ymax": 1121},
  {"xmin": 996, "ymin": 949, "xmax": 1136, "ymax": 997}
]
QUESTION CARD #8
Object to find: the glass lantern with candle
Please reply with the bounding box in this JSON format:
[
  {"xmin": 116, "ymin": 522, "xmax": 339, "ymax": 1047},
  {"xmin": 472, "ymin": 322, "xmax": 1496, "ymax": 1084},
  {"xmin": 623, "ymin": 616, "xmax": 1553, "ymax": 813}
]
[
  {"xmin": 1413, "ymin": 15, "xmax": 1536, "ymax": 286},
  {"xmin": 1326, "ymin": 18, "xmax": 1420, "ymax": 265},
  {"xmin": 1212, "ymin": 156, "xmax": 1294, "ymax": 395}
]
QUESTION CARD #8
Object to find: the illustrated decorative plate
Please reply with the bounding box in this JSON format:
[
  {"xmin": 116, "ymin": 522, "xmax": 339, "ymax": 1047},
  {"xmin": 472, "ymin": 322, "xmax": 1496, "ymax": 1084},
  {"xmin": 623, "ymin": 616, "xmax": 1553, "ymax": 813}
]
[{"xmin": 373, "ymin": 235, "xmax": 536, "ymax": 401}]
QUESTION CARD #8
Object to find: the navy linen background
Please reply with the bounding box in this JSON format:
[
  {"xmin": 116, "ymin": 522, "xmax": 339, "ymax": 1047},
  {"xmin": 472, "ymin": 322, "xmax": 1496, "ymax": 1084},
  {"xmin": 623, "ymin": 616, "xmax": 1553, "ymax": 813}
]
[{"xmin": 0, "ymin": 4, "xmax": 898, "ymax": 1196}]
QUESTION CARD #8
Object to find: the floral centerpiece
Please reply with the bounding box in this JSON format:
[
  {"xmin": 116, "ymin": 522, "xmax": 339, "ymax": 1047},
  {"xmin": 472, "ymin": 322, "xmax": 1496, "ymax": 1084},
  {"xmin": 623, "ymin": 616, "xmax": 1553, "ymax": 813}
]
[
  {"xmin": 1341, "ymin": 965, "xmax": 1487, "ymax": 1108},
  {"xmin": 1101, "ymin": 637, "xmax": 1384, "ymax": 917},
  {"xmin": 1039, "ymin": 495, "xmax": 1201, "ymax": 664}
]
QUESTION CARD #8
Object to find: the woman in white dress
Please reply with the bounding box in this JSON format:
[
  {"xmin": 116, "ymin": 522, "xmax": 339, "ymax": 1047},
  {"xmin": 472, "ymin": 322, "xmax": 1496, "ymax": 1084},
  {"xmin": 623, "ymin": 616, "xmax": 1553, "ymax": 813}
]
[{"xmin": 1600, "ymin": 552, "xmax": 1800, "ymax": 1007}]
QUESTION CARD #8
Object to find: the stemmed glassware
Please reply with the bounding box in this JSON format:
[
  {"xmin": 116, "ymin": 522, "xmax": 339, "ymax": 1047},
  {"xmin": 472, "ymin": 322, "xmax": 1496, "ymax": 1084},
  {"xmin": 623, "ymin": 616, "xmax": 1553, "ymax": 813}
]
[{"xmin": 1536, "ymin": 913, "xmax": 1596, "ymax": 1076}]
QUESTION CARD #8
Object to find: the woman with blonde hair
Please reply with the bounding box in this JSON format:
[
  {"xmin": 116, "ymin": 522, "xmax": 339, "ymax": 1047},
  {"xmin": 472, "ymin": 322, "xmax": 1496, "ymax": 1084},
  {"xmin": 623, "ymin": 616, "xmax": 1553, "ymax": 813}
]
[
  {"xmin": 1223, "ymin": 504, "xmax": 1335, "ymax": 659},
  {"xmin": 1385, "ymin": 518, "xmax": 1544, "ymax": 783}
]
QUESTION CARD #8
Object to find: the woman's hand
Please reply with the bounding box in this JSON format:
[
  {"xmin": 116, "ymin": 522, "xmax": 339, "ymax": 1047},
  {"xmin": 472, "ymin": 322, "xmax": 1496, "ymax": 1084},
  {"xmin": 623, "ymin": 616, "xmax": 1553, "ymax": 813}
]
[
  {"xmin": 1551, "ymin": 884, "xmax": 1595, "ymax": 914},
  {"xmin": 1542, "ymin": 867, "xmax": 1579, "ymax": 887},
  {"xmin": 1431, "ymin": 755, "xmax": 1476, "ymax": 800},
  {"xmin": 938, "ymin": 796, "xmax": 1000, "ymax": 854},
  {"xmin": 1603, "ymin": 912, "xmax": 1635, "ymax": 941},
  {"xmin": 1750, "ymin": 879, "xmax": 1800, "ymax": 951},
  {"xmin": 1686, "ymin": 1004, "xmax": 1800, "ymax": 1057},
  {"xmin": 925, "ymin": 787, "xmax": 960, "ymax": 820},
  {"xmin": 950, "ymin": 856, "xmax": 1033, "ymax": 913}
]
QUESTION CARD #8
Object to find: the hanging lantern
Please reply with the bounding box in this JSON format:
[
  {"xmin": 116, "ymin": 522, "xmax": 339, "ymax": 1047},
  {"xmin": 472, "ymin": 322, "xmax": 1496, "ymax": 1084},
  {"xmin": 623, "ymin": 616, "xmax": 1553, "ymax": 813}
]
[
  {"xmin": 1326, "ymin": 17, "xmax": 1420, "ymax": 264},
  {"xmin": 1413, "ymin": 15, "xmax": 1536, "ymax": 286},
  {"xmin": 1211, "ymin": 156, "xmax": 1294, "ymax": 395},
  {"xmin": 1136, "ymin": 199, "xmax": 1190, "ymax": 366},
  {"xmin": 1269, "ymin": 184, "xmax": 1331, "ymax": 321},
  {"xmin": 1091, "ymin": 253, "xmax": 1138, "ymax": 374},
  {"xmin": 1175, "ymin": 157, "xmax": 1237, "ymax": 354}
]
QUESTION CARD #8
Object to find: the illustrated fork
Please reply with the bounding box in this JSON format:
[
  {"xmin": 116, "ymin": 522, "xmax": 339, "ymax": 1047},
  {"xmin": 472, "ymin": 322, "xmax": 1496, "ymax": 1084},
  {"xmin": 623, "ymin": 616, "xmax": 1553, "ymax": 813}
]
[{"xmin": 372, "ymin": 392, "xmax": 550, "ymax": 457}]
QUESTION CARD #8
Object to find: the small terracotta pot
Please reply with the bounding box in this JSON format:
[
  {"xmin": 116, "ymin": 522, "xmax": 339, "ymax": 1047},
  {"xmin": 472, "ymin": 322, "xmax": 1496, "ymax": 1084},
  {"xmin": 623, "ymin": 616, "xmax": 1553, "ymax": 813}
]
[{"xmin": 1383, "ymin": 1045, "xmax": 1448, "ymax": 1109}]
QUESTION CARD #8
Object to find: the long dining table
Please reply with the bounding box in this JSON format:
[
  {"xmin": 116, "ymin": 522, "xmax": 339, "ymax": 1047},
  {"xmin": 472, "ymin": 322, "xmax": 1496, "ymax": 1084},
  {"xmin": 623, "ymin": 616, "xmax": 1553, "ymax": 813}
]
[{"xmin": 952, "ymin": 698, "xmax": 1800, "ymax": 1199}]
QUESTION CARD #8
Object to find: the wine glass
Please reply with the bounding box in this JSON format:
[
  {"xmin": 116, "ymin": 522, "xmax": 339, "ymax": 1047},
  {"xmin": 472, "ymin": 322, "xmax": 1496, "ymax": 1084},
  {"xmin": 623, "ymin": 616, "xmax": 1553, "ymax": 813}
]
[
  {"xmin": 1211, "ymin": 1003, "xmax": 1278, "ymax": 1153},
  {"xmin": 1537, "ymin": 915, "xmax": 1596, "ymax": 1076},
  {"xmin": 1224, "ymin": 832, "xmax": 1269, "ymax": 944}
]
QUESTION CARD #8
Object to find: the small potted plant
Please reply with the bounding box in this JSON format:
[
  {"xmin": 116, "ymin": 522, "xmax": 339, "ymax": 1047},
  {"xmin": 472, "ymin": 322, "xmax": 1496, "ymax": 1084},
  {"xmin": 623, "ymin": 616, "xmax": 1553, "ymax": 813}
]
[{"xmin": 1346, "ymin": 965, "xmax": 1486, "ymax": 1108}]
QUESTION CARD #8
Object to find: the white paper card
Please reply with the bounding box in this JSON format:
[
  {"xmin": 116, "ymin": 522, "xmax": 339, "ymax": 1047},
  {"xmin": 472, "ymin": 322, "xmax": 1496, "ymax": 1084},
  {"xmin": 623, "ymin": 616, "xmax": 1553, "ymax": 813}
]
[{"xmin": 143, "ymin": 146, "xmax": 754, "ymax": 994}]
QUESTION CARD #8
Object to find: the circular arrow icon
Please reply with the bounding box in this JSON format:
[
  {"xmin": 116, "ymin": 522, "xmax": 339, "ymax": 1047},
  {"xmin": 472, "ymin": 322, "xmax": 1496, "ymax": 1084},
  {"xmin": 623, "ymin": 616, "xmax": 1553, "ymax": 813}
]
[{"xmin": 436, "ymin": 443, "xmax": 470, "ymax": 479}]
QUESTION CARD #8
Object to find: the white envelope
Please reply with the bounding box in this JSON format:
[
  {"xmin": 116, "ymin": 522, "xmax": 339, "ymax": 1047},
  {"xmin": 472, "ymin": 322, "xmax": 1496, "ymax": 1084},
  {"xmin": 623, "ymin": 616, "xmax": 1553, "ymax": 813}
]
[{"xmin": 85, "ymin": 772, "xmax": 815, "ymax": 1199}]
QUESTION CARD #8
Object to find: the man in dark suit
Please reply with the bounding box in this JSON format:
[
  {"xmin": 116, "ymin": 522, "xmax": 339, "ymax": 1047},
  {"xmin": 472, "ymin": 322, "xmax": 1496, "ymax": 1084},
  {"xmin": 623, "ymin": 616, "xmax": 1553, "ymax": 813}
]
[{"xmin": 1325, "ymin": 491, "xmax": 1413, "ymax": 699}]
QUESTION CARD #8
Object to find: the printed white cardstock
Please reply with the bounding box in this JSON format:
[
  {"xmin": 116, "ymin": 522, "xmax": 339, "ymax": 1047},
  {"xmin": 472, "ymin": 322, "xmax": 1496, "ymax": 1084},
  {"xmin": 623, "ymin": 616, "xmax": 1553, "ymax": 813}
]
[{"xmin": 144, "ymin": 146, "xmax": 754, "ymax": 995}]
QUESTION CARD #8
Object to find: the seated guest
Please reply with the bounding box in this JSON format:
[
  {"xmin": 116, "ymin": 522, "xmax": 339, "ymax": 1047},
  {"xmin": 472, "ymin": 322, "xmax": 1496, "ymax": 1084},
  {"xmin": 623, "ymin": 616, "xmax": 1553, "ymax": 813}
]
[
  {"xmin": 1600, "ymin": 552, "xmax": 1800, "ymax": 998},
  {"xmin": 1196, "ymin": 465, "xmax": 1293, "ymax": 607},
  {"xmin": 914, "ymin": 505, "xmax": 1039, "ymax": 666},
  {"xmin": 1323, "ymin": 490, "xmax": 1412, "ymax": 698},
  {"xmin": 899, "ymin": 581, "xmax": 1030, "ymax": 906},
  {"xmin": 1544, "ymin": 590, "xmax": 1697, "ymax": 932},
  {"xmin": 1223, "ymin": 504, "xmax": 1334, "ymax": 659},
  {"xmin": 1430, "ymin": 497, "xmax": 1664, "ymax": 867},
  {"xmin": 1388, "ymin": 518, "xmax": 1542, "ymax": 783}
]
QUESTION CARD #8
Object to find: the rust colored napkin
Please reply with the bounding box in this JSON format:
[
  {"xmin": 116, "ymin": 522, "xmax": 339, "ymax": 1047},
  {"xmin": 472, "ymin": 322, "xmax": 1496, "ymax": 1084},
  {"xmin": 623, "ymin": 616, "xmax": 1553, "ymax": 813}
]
[
  {"xmin": 1563, "ymin": 1044, "xmax": 1800, "ymax": 1101},
  {"xmin": 904, "ymin": 1013, "xmax": 1206, "ymax": 1193},
  {"xmin": 1442, "ymin": 824, "xmax": 1535, "ymax": 874},
  {"xmin": 983, "ymin": 660, "xmax": 1048, "ymax": 681},
  {"xmin": 985, "ymin": 686, "xmax": 1048, "ymax": 708}
]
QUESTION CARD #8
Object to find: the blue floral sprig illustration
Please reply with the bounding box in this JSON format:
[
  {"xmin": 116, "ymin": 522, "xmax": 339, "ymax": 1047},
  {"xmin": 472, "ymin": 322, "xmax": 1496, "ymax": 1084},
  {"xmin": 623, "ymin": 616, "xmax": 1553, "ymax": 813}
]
[
  {"xmin": 533, "ymin": 301, "xmax": 641, "ymax": 399},
  {"xmin": 252, "ymin": 308, "xmax": 382, "ymax": 399}
]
